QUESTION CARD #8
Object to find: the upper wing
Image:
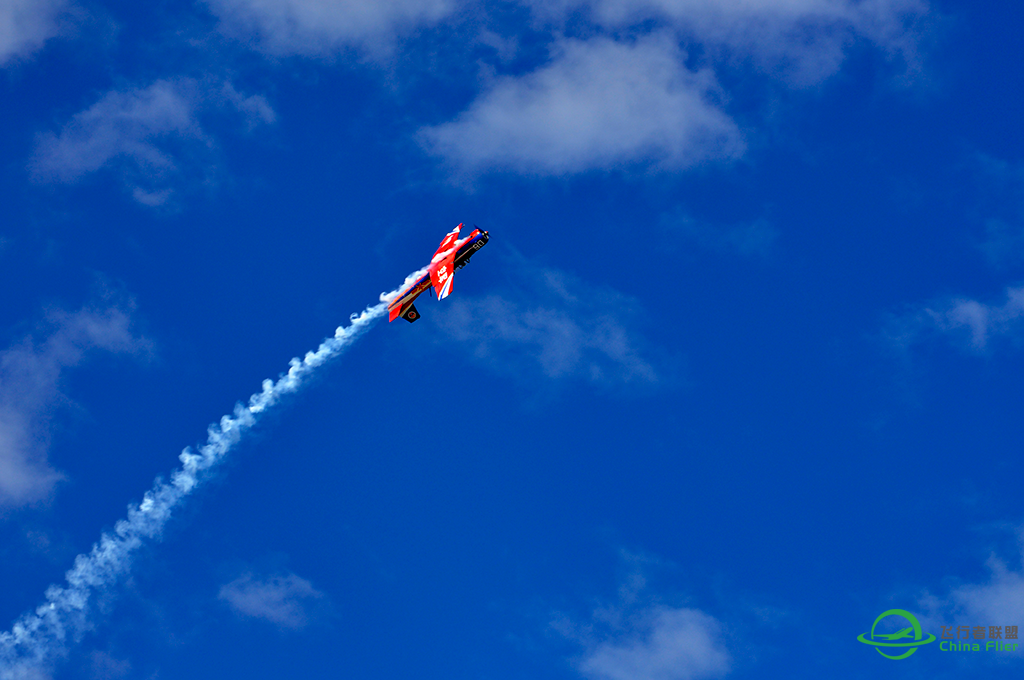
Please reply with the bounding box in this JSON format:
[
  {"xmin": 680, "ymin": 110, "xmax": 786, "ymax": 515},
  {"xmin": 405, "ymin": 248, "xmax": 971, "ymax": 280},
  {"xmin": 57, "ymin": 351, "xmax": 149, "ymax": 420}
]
[{"xmin": 432, "ymin": 223, "xmax": 462, "ymax": 260}]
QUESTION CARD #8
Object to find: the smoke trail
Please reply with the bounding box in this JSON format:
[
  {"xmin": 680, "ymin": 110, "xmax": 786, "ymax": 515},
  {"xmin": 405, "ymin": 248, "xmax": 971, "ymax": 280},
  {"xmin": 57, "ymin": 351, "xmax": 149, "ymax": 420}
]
[{"xmin": 0, "ymin": 273, "xmax": 424, "ymax": 679}]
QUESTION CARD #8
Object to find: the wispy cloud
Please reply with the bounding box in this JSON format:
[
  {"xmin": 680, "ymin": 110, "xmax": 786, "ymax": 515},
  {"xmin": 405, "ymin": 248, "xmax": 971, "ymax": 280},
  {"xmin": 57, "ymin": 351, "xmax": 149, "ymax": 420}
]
[
  {"xmin": 30, "ymin": 79, "xmax": 275, "ymax": 205},
  {"xmin": 31, "ymin": 80, "xmax": 199, "ymax": 184},
  {"xmin": 553, "ymin": 562, "xmax": 731, "ymax": 680},
  {"xmin": 888, "ymin": 286, "xmax": 1024, "ymax": 353},
  {"xmin": 203, "ymin": 0, "xmax": 457, "ymax": 56},
  {"xmin": 218, "ymin": 571, "xmax": 326, "ymax": 630},
  {"xmin": 885, "ymin": 155, "xmax": 1024, "ymax": 356},
  {"xmin": 928, "ymin": 288, "xmax": 1024, "ymax": 350},
  {"xmin": 421, "ymin": 34, "xmax": 743, "ymax": 177},
  {"xmin": 0, "ymin": 0, "xmax": 69, "ymax": 66},
  {"xmin": 944, "ymin": 561, "xmax": 1024, "ymax": 628},
  {"xmin": 1, "ymin": 665, "xmax": 51, "ymax": 680},
  {"xmin": 918, "ymin": 525, "xmax": 1024, "ymax": 653},
  {"xmin": 420, "ymin": 0, "xmax": 927, "ymax": 178},
  {"xmin": 88, "ymin": 651, "xmax": 130, "ymax": 680},
  {"xmin": 579, "ymin": 607, "xmax": 731, "ymax": 680},
  {"xmin": 431, "ymin": 257, "xmax": 660, "ymax": 386},
  {"xmin": 526, "ymin": 0, "xmax": 928, "ymax": 85},
  {"xmin": 221, "ymin": 81, "xmax": 277, "ymax": 130},
  {"xmin": 0, "ymin": 305, "xmax": 148, "ymax": 509}
]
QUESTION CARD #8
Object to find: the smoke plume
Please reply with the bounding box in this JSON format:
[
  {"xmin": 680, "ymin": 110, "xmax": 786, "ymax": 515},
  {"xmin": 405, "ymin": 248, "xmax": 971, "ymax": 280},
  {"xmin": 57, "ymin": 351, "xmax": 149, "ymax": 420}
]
[{"xmin": 0, "ymin": 273, "xmax": 423, "ymax": 678}]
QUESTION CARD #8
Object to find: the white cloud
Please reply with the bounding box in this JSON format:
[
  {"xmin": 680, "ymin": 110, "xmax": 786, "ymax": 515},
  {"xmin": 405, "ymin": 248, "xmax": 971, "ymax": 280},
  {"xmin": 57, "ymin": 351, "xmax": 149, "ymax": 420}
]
[
  {"xmin": 0, "ymin": 305, "xmax": 148, "ymax": 509},
  {"xmin": 918, "ymin": 527, "xmax": 1024, "ymax": 652},
  {"xmin": 555, "ymin": 566, "xmax": 731, "ymax": 680},
  {"xmin": 420, "ymin": 34, "xmax": 743, "ymax": 176},
  {"xmin": 218, "ymin": 571, "xmax": 326, "ymax": 630},
  {"xmin": 221, "ymin": 81, "xmax": 277, "ymax": 129},
  {"xmin": 88, "ymin": 651, "xmax": 130, "ymax": 680},
  {"xmin": 922, "ymin": 287, "xmax": 1024, "ymax": 351},
  {"xmin": 31, "ymin": 80, "xmax": 200, "ymax": 185},
  {"xmin": 883, "ymin": 285, "xmax": 1024, "ymax": 356},
  {"xmin": 947, "ymin": 559, "xmax": 1024, "ymax": 627},
  {"xmin": 203, "ymin": 0, "xmax": 456, "ymax": 56},
  {"xmin": 0, "ymin": 665, "xmax": 52, "ymax": 680},
  {"xmin": 579, "ymin": 607, "xmax": 731, "ymax": 680},
  {"xmin": 527, "ymin": 0, "xmax": 927, "ymax": 84},
  {"xmin": 0, "ymin": 0, "xmax": 68, "ymax": 66},
  {"xmin": 431, "ymin": 259, "xmax": 660, "ymax": 386},
  {"xmin": 30, "ymin": 79, "xmax": 275, "ymax": 205}
]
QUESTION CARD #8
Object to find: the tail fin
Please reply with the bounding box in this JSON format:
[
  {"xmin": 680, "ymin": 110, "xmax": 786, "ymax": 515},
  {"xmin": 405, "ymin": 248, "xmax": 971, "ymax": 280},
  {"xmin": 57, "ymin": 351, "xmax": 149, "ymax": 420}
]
[
  {"xmin": 402, "ymin": 303, "xmax": 420, "ymax": 322},
  {"xmin": 389, "ymin": 300, "xmax": 422, "ymax": 322}
]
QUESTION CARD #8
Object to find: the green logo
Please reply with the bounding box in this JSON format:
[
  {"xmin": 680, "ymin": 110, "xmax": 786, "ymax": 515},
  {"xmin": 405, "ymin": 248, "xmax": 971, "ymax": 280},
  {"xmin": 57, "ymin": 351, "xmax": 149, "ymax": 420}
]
[{"xmin": 858, "ymin": 609, "xmax": 937, "ymax": 659}]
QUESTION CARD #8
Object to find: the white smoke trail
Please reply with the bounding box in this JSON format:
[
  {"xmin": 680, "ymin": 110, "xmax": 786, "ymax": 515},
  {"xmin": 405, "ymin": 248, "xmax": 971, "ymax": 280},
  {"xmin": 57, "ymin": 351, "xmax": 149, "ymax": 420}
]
[{"xmin": 0, "ymin": 272, "xmax": 424, "ymax": 679}]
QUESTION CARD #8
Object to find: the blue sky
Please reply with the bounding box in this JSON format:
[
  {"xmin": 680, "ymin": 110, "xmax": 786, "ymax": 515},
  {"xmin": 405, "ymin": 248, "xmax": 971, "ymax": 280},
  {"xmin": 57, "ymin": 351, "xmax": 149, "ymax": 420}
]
[{"xmin": 2, "ymin": 0, "xmax": 1024, "ymax": 678}]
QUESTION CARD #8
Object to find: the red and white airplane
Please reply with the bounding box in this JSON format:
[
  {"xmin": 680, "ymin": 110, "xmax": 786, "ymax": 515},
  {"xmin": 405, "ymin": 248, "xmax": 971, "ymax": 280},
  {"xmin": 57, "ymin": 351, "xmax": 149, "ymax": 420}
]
[{"xmin": 387, "ymin": 223, "xmax": 489, "ymax": 322}]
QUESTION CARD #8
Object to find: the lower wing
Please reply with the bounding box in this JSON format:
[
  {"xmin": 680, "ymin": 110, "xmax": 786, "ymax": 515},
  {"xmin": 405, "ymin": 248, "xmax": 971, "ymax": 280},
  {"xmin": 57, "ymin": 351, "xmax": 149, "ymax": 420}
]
[{"xmin": 431, "ymin": 254, "xmax": 456, "ymax": 300}]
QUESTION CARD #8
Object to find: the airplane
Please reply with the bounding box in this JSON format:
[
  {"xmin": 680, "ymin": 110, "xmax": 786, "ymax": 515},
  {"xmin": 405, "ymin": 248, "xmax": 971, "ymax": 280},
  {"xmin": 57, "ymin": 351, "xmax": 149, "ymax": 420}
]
[
  {"xmin": 873, "ymin": 627, "xmax": 915, "ymax": 641},
  {"xmin": 387, "ymin": 223, "xmax": 489, "ymax": 322}
]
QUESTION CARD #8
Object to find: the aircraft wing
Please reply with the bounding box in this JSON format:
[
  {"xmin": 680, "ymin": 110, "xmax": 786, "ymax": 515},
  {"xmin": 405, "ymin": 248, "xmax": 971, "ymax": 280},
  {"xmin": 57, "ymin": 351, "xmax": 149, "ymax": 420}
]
[
  {"xmin": 387, "ymin": 272, "xmax": 430, "ymax": 322},
  {"xmin": 433, "ymin": 224, "xmax": 461, "ymax": 259},
  {"xmin": 430, "ymin": 253, "xmax": 455, "ymax": 300}
]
